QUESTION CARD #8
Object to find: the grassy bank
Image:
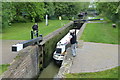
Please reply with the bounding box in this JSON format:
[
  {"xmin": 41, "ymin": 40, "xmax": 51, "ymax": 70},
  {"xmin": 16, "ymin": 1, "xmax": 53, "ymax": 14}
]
[
  {"xmin": 0, "ymin": 64, "xmax": 10, "ymax": 75},
  {"xmin": 80, "ymin": 22, "xmax": 118, "ymax": 44},
  {"xmin": 65, "ymin": 66, "xmax": 119, "ymax": 78},
  {"xmin": 2, "ymin": 20, "xmax": 69, "ymax": 40}
]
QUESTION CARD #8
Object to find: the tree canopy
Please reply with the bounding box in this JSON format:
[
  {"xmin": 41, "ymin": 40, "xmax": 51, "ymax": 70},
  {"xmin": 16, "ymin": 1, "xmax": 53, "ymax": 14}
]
[
  {"xmin": 96, "ymin": 2, "xmax": 120, "ymax": 23},
  {"xmin": 2, "ymin": 2, "xmax": 89, "ymax": 29}
]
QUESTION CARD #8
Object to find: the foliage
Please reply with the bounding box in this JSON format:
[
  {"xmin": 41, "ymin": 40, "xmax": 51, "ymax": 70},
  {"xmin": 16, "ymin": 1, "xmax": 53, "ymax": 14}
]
[
  {"xmin": 96, "ymin": 2, "xmax": 120, "ymax": 24},
  {"xmin": 65, "ymin": 66, "xmax": 119, "ymax": 78},
  {"xmin": 2, "ymin": 2, "xmax": 45, "ymax": 28},
  {"xmin": 13, "ymin": 2, "xmax": 45, "ymax": 22},
  {"xmin": 2, "ymin": 2, "xmax": 16, "ymax": 28},
  {"xmin": 80, "ymin": 23, "xmax": 118, "ymax": 44},
  {"xmin": 44, "ymin": 2, "xmax": 55, "ymax": 19},
  {"xmin": 27, "ymin": 2, "xmax": 45, "ymax": 22},
  {"xmin": 54, "ymin": 2, "xmax": 89, "ymax": 20},
  {"xmin": 54, "ymin": 2, "xmax": 76, "ymax": 19},
  {"xmin": 2, "ymin": 2, "xmax": 90, "ymax": 29}
]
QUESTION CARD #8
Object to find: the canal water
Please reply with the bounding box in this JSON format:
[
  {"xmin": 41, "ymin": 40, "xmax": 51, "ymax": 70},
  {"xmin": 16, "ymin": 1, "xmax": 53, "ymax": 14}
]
[{"xmin": 38, "ymin": 60, "xmax": 60, "ymax": 78}]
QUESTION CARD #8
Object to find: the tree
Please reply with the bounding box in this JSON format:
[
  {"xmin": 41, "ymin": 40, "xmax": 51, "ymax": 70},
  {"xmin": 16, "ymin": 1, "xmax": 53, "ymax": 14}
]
[
  {"xmin": 13, "ymin": 2, "xmax": 45, "ymax": 22},
  {"xmin": 2, "ymin": 2, "xmax": 90, "ymax": 30},
  {"xmin": 96, "ymin": 2, "xmax": 120, "ymax": 23},
  {"xmin": 2, "ymin": 2, "xmax": 45, "ymax": 30},
  {"xmin": 54, "ymin": 2, "xmax": 89, "ymax": 20},
  {"xmin": 44, "ymin": 2, "xmax": 55, "ymax": 19},
  {"xmin": 2, "ymin": 2, "xmax": 16, "ymax": 29}
]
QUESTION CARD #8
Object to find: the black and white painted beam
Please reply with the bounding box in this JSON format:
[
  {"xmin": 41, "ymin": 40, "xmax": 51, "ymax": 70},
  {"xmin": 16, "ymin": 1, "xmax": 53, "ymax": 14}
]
[{"xmin": 12, "ymin": 36, "xmax": 43, "ymax": 52}]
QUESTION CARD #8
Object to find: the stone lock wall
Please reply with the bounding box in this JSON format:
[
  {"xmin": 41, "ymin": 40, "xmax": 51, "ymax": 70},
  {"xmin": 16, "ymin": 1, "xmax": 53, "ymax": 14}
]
[
  {"xmin": 40, "ymin": 21, "xmax": 74, "ymax": 67},
  {"xmin": 2, "ymin": 45, "xmax": 43, "ymax": 78},
  {"xmin": 56, "ymin": 23, "xmax": 86, "ymax": 78}
]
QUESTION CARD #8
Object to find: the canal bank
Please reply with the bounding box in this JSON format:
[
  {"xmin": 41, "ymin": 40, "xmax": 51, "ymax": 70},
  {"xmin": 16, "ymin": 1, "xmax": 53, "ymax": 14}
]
[
  {"xmin": 56, "ymin": 22, "xmax": 86, "ymax": 78},
  {"xmin": 37, "ymin": 23, "xmax": 84, "ymax": 79}
]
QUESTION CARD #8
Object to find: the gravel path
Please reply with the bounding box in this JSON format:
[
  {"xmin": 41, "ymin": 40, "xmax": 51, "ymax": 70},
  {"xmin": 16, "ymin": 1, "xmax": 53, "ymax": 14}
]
[
  {"xmin": 70, "ymin": 42, "xmax": 118, "ymax": 73},
  {"xmin": 0, "ymin": 40, "xmax": 25, "ymax": 64}
]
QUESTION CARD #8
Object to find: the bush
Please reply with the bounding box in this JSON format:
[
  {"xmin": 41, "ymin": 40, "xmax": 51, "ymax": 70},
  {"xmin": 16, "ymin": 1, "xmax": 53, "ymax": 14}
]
[{"xmin": 61, "ymin": 15, "xmax": 74, "ymax": 20}]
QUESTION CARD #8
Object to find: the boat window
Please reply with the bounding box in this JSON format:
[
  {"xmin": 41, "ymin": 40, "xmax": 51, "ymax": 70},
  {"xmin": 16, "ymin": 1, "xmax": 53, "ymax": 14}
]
[{"xmin": 56, "ymin": 48, "xmax": 62, "ymax": 53}]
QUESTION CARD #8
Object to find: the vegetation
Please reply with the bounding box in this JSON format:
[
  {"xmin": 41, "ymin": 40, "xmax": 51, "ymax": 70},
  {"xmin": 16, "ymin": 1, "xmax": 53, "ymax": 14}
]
[
  {"xmin": 65, "ymin": 66, "xmax": 119, "ymax": 78},
  {"xmin": 0, "ymin": 64, "xmax": 10, "ymax": 75},
  {"xmin": 2, "ymin": 2, "xmax": 45, "ymax": 29},
  {"xmin": 96, "ymin": 2, "xmax": 120, "ymax": 24},
  {"xmin": 80, "ymin": 22, "xmax": 118, "ymax": 44},
  {"xmin": 54, "ymin": 2, "xmax": 89, "ymax": 20},
  {"xmin": 84, "ymin": 2, "xmax": 119, "ymax": 44},
  {"xmin": 2, "ymin": 2, "xmax": 89, "ymax": 31},
  {"xmin": 2, "ymin": 20, "xmax": 69, "ymax": 40}
]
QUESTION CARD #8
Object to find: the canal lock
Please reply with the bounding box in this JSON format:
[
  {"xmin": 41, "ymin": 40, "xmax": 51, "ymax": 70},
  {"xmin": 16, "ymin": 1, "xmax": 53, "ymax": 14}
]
[{"xmin": 37, "ymin": 21, "xmax": 84, "ymax": 79}]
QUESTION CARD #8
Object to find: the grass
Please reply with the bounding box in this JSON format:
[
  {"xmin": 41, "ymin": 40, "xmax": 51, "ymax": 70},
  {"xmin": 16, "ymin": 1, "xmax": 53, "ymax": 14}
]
[
  {"xmin": 1, "ymin": 20, "xmax": 70, "ymax": 40},
  {"xmin": 80, "ymin": 22, "xmax": 118, "ymax": 44},
  {"xmin": 0, "ymin": 64, "xmax": 10, "ymax": 75},
  {"xmin": 65, "ymin": 66, "xmax": 119, "ymax": 78}
]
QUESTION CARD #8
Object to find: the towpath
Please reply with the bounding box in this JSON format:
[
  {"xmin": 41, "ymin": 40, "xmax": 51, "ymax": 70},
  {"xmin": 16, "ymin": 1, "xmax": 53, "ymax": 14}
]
[
  {"xmin": 70, "ymin": 41, "xmax": 118, "ymax": 73},
  {"xmin": 0, "ymin": 40, "xmax": 25, "ymax": 64},
  {"xmin": 69, "ymin": 21, "xmax": 118, "ymax": 73}
]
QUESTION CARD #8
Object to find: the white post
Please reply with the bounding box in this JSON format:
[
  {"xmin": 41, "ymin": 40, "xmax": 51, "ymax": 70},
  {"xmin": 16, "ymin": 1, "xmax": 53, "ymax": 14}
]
[
  {"xmin": 59, "ymin": 16, "xmax": 62, "ymax": 20},
  {"xmin": 46, "ymin": 14, "xmax": 48, "ymax": 26}
]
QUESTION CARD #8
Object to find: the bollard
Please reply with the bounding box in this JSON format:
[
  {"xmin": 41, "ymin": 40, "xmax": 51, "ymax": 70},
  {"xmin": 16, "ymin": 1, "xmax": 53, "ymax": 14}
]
[
  {"xmin": 112, "ymin": 24, "xmax": 116, "ymax": 28},
  {"xmin": 31, "ymin": 31, "xmax": 33, "ymax": 39},
  {"xmin": 36, "ymin": 30, "xmax": 38, "ymax": 37},
  {"xmin": 39, "ymin": 34, "xmax": 42, "ymax": 37}
]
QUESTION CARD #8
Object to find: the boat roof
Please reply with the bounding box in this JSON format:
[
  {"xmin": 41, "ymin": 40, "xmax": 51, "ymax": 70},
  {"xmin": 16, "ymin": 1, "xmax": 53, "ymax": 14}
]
[{"xmin": 57, "ymin": 29, "xmax": 79, "ymax": 45}]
